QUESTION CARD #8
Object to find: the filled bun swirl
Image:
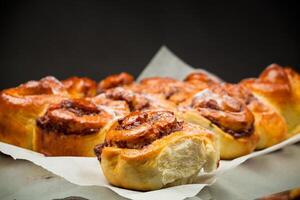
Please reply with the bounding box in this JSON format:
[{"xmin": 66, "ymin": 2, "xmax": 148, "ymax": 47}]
[
  {"xmin": 184, "ymin": 72, "xmax": 221, "ymax": 90},
  {"xmin": 97, "ymin": 72, "xmax": 134, "ymax": 93},
  {"xmin": 0, "ymin": 76, "xmax": 68, "ymax": 150},
  {"xmin": 241, "ymin": 64, "xmax": 300, "ymax": 135},
  {"xmin": 95, "ymin": 110, "xmax": 219, "ymax": 191},
  {"xmin": 191, "ymin": 86, "xmax": 254, "ymax": 138},
  {"xmin": 62, "ymin": 77, "xmax": 97, "ymax": 98},
  {"xmin": 37, "ymin": 99, "xmax": 112, "ymax": 136},
  {"xmin": 138, "ymin": 77, "xmax": 199, "ymax": 104},
  {"xmin": 242, "ymin": 64, "xmax": 292, "ymax": 101},
  {"xmin": 34, "ymin": 98, "xmax": 116, "ymax": 156},
  {"xmin": 103, "ymin": 110, "xmax": 183, "ymax": 150}
]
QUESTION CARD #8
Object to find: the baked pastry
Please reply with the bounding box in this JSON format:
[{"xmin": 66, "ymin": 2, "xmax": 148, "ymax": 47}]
[
  {"xmin": 184, "ymin": 72, "xmax": 288, "ymax": 149},
  {"xmin": 184, "ymin": 71, "xmax": 221, "ymax": 90},
  {"xmin": 137, "ymin": 77, "xmax": 201, "ymax": 105},
  {"xmin": 98, "ymin": 86, "xmax": 177, "ymax": 113},
  {"xmin": 35, "ymin": 98, "xmax": 116, "ymax": 156},
  {"xmin": 62, "ymin": 76, "xmax": 97, "ymax": 98},
  {"xmin": 97, "ymin": 72, "xmax": 134, "ymax": 93},
  {"xmin": 0, "ymin": 76, "xmax": 69, "ymax": 150},
  {"xmin": 241, "ymin": 64, "xmax": 300, "ymax": 135},
  {"xmin": 91, "ymin": 94, "xmax": 131, "ymax": 119},
  {"xmin": 179, "ymin": 85, "xmax": 259, "ymax": 159},
  {"xmin": 95, "ymin": 110, "xmax": 219, "ymax": 191},
  {"xmin": 221, "ymin": 83, "xmax": 288, "ymax": 149}
]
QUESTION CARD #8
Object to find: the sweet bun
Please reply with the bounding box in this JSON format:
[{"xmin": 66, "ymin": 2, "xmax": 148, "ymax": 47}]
[
  {"xmin": 0, "ymin": 76, "xmax": 69, "ymax": 150},
  {"xmin": 34, "ymin": 98, "xmax": 117, "ymax": 156},
  {"xmin": 184, "ymin": 71, "xmax": 288, "ymax": 149},
  {"xmin": 184, "ymin": 71, "xmax": 221, "ymax": 90},
  {"xmin": 62, "ymin": 76, "xmax": 97, "ymax": 98},
  {"xmin": 95, "ymin": 110, "xmax": 219, "ymax": 191},
  {"xmin": 97, "ymin": 72, "xmax": 134, "ymax": 93},
  {"xmin": 179, "ymin": 85, "xmax": 259, "ymax": 159},
  {"xmin": 98, "ymin": 86, "xmax": 178, "ymax": 113},
  {"xmin": 91, "ymin": 94, "xmax": 131, "ymax": 119},
  {"xmin": 138, "ymin": 77, "xmax": 201, "ymax": 104},
  {"xmin": 241, "ymin": 64, "xmax": 300, "ymax": 135},
  {"xmin": 221, "ymin": 83, "xmax": 288, "ymax": 149}
]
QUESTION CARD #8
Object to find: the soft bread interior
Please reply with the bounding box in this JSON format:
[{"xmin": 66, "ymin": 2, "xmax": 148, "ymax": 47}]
[
  {"xmin": 157, "ymin": 138, "xmax": 217, "ymax": 186},
  {"xmin": 100, "ymin": 129, "xmax": 219, "ymax": 191}
]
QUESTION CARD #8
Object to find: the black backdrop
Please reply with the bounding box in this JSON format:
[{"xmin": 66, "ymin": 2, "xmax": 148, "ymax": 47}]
[{"xmin": 0, "ymin": 1, "xmax": 299, "ymax": 89}]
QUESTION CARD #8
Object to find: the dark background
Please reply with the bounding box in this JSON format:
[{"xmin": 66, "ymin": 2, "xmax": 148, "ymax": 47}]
[{"xmin": 0, "ymin": 1, "xmax": 299, "ymax": 89}]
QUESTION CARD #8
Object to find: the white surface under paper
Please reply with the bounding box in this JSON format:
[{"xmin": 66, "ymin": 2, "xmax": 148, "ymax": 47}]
[{"xmin": 0, "ymin": 46, "xmax": 299, "ymax": 200}]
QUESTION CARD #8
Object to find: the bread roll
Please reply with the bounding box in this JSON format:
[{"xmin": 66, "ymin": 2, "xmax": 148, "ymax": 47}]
[
  {"xmin": 95, "ymin": 110, "xmax": 219, "ymax": 191},
  {"xmin": 137, "ymin": 77, "xmax": 201, "ymax": 105},
  {"xmin": 179, "ymin": 85, "xmax": 259, "ymax": 159},
  {"xmin": 98, "ymin": 86, "xmax": 178, "ymax": 113},
  {"xmin": 97, "ymin": 72, "xmax": 134, "ymax": 93},
  {"xmin": 0, "ymin": 76, "xmax": 69, "ymax": 149},
  {"xmin": 184, "ymin": 72, "xmax": 288, "ymax": 150},
  {"xmin": 34, "ymin": 98, "xmax": 125, "ymax": 156},
  {"xmin": 242, "ymin": 64, "xmax": 300, "ymax": 135},
  {"xmin": 220, "ymin": 83, "xmax": 288, "ymax": 149},
  {"xmin": 62, "ymin": 76, "xmax": 97, "ymax": 98}
]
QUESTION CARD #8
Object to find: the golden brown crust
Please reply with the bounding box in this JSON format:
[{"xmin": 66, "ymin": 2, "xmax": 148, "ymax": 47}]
[
  {"xmin": 220, "ymin": 83, "xmax": 288, "ymax": 149},
  {"xmin": 0, "ymin": 76, "xmax": 69, "ymax": 149},
  {"xmin": 97, "ymin": 72, "xmax": 134, "ymax": 93},
  {"xmin": 179, "ymin": 110, "xmax": 258, "ymax": 159},
  {"xmin": 138, "ymin": 77, "xmax": 200, "ymax": 104},
  {"xmin": 241, "ymin": 64, "xmax": 292, "ymax": 103},
  {"xmin": 285, "ymin": 67, "xmax": 300, "ymax": 100},
  {"xmin": 99, "ymin": 86, "xmax": 178, "ymax": 113},
  {"xmin": 241, "ymin": 64, "xmax": 300, "ymax": 135},
  {"xmin": 184, "ymin": 72, "xmax": 221, "ymax": 90},
  {"xmin": 62, "ymin": 77, "xmax": 97, "ymax": 98},
  {"xmin": 103, "ymin": 87, "xmax": 150, "ymax": 111},
  {"xmin": 190, "ymin": 85, "xmax": 255, "ymax": 138},
  {"xmin": 35, "ymin": 99, "xmax": 115, "ymax": 156},
  {"xmin": 8, "ymin": 76, "xmax": 69, "ymax": 97},
  {"xmin": 91, "ymin": 94, "xmax": 131, "ymax": 118},
  {"xmin": 179, "ymin": 84, "xmax": 258, "ymax": 159},
  {"xmin": 96, "ymin": 110, "xmax": 219, "ymax": 190},
  {"xmin": 104, "ymin": 111, "xmax": 183, "ymax": 149},
  {"xmin": 36, "ymin": 99, "xmax": 112, "ymax": 135}
]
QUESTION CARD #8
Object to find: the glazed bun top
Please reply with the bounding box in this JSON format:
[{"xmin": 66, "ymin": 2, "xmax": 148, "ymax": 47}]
[
  {"xmin": 62, "ymin": 76, "xmax": 97, "ymax": 98},
  {"xmin": 138, "ymin": 77, "xmax": 200, "ymax": 104},
  {"xmin": 4, "ymin": 76, "xmax": 68, "ymax": 97},
  {"xmin": 184, "ymin": 71, "xmax": 221, "ymax": 90},
  {"xmin": 241, "ymin": 64, "xmax": 295, "ymax": 102},
  {"xmin": 94, "ymin": 110, "xmax": 186, "ymax": 160},
  {"xmin": 106, "ymin": 110, "xmax": 183, "ymax": 149},
  {"xmin": 0, "ymin": 76, "xmax": 69, "ymax": 108},
  {"xmin": 190, "ymin": 85, "xmax": 255, "ymax": 138},
  {"xmin": 36, "ymin": 99, "xmax": 113, "ymax": 135},
  {"xmin": 97, "ymin": 72, "xmax": 134, "ymax": 93}
]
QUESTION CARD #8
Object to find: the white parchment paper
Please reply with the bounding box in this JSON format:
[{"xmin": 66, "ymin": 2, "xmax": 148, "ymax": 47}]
[{"xmin": 0, "ymin": 46, "xmax": 299, "ymax": 200}]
